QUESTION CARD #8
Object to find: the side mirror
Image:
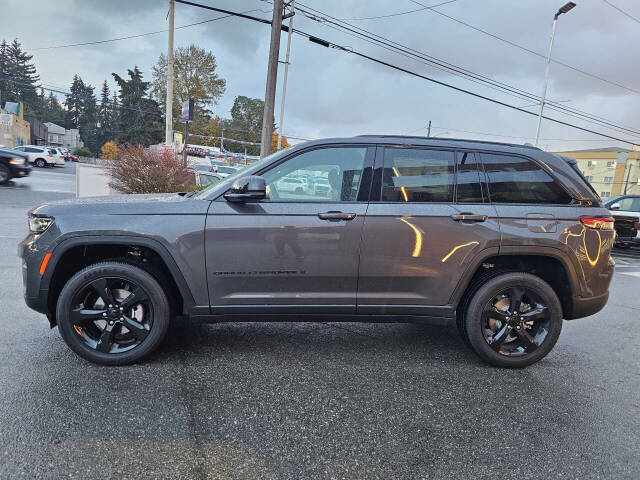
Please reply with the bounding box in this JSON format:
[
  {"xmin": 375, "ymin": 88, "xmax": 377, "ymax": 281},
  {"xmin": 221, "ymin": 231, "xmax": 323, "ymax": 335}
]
[
  {"xmin": 610, "ymin": 203, "xmax": 620, "ymax": 210},
  {"xmin": 224, "ymin": 175, "xmax": 266, "ymax": 203}
]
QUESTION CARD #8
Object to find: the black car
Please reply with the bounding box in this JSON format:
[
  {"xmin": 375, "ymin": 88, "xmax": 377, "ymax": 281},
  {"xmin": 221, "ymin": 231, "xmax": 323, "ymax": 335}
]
[{"xmin": 0, "ymin": 148, "xmax": 31, "ymax": 184}]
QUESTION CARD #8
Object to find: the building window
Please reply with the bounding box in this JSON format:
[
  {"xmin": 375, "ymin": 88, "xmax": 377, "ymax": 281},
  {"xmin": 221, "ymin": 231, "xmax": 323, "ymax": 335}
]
[
  {"xmin": 607, "ymin": 161, "xmax": 614, "ymax": 169},
  {"xmin": 600, "ymin": 191, "xmax": 610, "ymax": 198},
  {"xmin": 587, "ymin": 160, "xmax": 596, "ymax": 168},
  {"xmin": 603, "ymin": 177, "xmax": 613, "ymax": 184},
  {"xmin": 585, "ymin": 175, "xmax": 594, "ymax": 182}
]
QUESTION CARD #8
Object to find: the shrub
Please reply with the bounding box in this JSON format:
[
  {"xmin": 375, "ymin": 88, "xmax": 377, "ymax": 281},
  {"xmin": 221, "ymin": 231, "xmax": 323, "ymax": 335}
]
[
  {"xmin": 101, "ymin": 140, "xmax": 118, "ymax": 160},
  {"xmin": 109, "ymin": 145, "xmax": 196, "ymax": 194},
  {"xmin": 73, "ymin": 146, "xmax": 93, "ymax": 157}
]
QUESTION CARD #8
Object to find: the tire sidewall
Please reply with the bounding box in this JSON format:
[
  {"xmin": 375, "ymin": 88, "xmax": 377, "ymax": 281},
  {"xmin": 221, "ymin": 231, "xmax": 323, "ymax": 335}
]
[
  {"xmin": 35, "ymin": 159, "xmax": 46, "ymax": 168},
  {"xmin": 464, "ymin": 272, "xmax": 563, "ymax": 368},
  {"xmin": 56, "ymin": 262, "xmax": 170, "ymax": 366}
]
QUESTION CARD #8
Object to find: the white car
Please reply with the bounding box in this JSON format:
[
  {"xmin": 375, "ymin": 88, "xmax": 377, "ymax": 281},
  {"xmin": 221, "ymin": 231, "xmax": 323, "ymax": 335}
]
[
  {"xmin": 12, "ymin": 145, "xmax": 64, "ymax": 167},
  {"xmin": 46, "ymin": 147, "xmax": 67, "ymax": 165}
]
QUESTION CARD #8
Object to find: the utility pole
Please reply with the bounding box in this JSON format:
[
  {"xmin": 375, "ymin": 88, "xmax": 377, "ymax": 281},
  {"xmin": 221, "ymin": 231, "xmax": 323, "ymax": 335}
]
[
  {"xmin": 427, "ymin": 120, "xmax": 431, "ymax": 137},
  {"xmin": 534, "ymin": 2, "xmax": 576, "ymax": 147},
  {"xmin": 182, "ymin": 120, "xmax": 189, "ymax": 166},
  {"xmin": 165, "ymin": 0, "xmax": 175, "ymax": 146},
  {"xmin": 277, "ymin": 0, "xmax": 295, "ymax": 151},
  {"xmin": 260, "ymin": 0, "xmax": 284, "ymax": 158},
  {"xmin": 624, "ymin": 162, "xmax": 633, "ymax": 194}
]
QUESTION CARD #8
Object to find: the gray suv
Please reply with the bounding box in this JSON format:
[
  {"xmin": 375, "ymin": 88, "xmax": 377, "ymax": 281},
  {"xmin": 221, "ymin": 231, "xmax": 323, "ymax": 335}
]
[{"xmin": 19, "ymin": 136, "xmax": 615, "ymax": 367}]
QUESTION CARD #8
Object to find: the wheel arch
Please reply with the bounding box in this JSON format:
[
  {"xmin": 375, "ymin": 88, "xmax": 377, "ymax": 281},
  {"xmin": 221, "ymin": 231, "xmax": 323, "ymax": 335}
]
[
  {"xmin": 451, "ymin": 248, "xmax": 579, "ymax": 320},
  {"xmin": 44, "ymin": 235, "xmax": 196, "ymax": 326}
]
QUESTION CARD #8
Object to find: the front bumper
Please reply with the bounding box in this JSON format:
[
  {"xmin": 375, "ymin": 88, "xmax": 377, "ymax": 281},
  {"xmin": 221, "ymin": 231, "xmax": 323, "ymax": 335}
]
[{"xmin": 11, "ymin": 165, "xmax": 31, "ymax": 178}]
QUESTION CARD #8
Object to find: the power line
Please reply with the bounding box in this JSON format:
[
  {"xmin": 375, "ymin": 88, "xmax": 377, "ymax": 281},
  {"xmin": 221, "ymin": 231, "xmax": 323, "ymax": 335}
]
[
  {"xmin": 293, "ymin": 2, "xmax": 640, "ymax": 137},
  {"xmin": 406, "ymin": 0, "xmax": 640, "ymax": 96},
  {"xmin": 339, "ymin": 0, "xmax": 458, "ymax": 21},
  {"xmin": 175, "ymin": 0, "xmax": 638, "ymax": 145},
  {"xmin": 428, "ymin": 125, "xmax": 630, "ymax": 142},
  {"xmin": 602, "ymin": 0, "xmax": 640, "ymax": 24},
  {"xmin": 26, "ymin": 8, "xmax": 263, "ymax": 51}
]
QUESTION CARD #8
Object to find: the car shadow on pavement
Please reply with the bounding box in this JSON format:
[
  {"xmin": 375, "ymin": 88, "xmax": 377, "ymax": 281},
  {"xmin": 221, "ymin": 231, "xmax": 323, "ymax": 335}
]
[{"xmin": 152, "ymin": 321, "xmax": 482, "ymax": 367}]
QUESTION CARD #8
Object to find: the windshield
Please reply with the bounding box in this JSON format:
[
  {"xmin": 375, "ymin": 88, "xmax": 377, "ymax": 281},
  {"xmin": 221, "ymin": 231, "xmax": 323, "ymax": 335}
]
[{"xmin": 193, "ymin": 147, "xmax": 293, "ymax": 198}]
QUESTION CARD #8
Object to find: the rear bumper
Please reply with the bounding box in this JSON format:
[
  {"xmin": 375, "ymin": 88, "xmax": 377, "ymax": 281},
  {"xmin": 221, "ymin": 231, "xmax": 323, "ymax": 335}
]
[{"xmin": 567, "ymin": 291, "xmax": 609, "ymax": 320}]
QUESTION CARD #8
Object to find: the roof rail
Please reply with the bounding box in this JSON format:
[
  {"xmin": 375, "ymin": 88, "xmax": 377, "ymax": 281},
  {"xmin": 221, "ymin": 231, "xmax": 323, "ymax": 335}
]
[{"xmin": 354, "ymin": 134, "xmax": 540, "ymax": 150}]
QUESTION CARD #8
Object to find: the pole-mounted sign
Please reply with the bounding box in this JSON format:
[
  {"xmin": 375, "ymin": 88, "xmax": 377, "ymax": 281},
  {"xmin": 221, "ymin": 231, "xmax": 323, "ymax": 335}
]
[{"xmin": 181, "ymin": 99, "xmax": 194, "ymax": 122}]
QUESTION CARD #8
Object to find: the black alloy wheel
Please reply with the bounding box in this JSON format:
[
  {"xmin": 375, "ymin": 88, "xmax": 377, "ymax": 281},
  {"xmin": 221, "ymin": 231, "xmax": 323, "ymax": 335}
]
[
  {"xmin": 463, "ymin": 272, "xmax": 562, "ymax": 368},
  {"xmin": 57, "ymin": 262, "xmax": 170, "ymax": 365},
  {"xmin": 481, "ymin": 287, "xmax": 551, "ymax": 357},
  {"xmin": 69, "ymin": 277, "xmax": 153, "ymax": 354}
]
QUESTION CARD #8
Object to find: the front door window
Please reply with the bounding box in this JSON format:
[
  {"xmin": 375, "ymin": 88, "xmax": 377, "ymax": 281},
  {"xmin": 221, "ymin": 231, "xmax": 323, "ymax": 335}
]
[{"xmin": 261, "ymin": 147, "xmax": 367, "ymax": 202}]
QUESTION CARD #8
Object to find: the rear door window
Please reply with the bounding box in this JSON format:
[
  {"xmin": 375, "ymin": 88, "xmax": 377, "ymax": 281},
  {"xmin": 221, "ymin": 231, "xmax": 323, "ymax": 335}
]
[
  {"xmin": 381, "ymin": 148, "xmax": 454, "ymax": 202},
  {"xmin": 481, "ymin": 153, "xmax": 571, "ymax": 204}
]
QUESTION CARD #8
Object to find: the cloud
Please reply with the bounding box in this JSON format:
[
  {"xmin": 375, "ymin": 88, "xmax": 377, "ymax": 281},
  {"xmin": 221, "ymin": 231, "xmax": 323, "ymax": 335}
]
[{"xmin": 1, "ymin": 0, "xmax": 639, "ymax": 150}]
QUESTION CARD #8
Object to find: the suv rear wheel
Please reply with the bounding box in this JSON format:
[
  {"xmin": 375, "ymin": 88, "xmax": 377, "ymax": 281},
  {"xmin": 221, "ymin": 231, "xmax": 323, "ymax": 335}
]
[
  {"xmin": 34, "ymin": 158, "xmax": 47, "ymax": 168},
  {"xmin": 56, "ymin": 262, "xmax": 170, "ymax": 365},
  {"xmin": 462, "ymin": 272, "xmax": 562, "ymax": 368}
]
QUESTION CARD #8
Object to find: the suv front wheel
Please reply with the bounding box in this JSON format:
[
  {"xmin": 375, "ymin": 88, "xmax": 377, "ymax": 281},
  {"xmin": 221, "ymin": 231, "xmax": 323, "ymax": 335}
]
[
  {"xmin": 56, "ymin": 262, "xmax": 170, "ymax": 365},
  {"xmin": 463, "ymin": 272, "xmax": 563, "ymax": 368}
]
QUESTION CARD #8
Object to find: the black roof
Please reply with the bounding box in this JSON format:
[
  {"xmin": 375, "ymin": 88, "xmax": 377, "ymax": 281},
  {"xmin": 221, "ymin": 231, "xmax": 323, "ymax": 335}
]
[{"xmin": 299, "ymin": 135, "xmax": 540, "ymax": 152}]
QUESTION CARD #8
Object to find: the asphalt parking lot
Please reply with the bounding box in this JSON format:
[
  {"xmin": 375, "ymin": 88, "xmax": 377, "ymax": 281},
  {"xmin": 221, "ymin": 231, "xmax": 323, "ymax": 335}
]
[{"xmin": 1, "ymin": 167, "xmax": 639, "ymax": 479}]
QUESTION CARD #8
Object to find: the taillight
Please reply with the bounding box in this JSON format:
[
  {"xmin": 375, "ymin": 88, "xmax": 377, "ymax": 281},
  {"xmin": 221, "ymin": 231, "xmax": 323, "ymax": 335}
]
[{"xmin": 581, "ymin": 217, "xmax": 615, "ymax": 230}]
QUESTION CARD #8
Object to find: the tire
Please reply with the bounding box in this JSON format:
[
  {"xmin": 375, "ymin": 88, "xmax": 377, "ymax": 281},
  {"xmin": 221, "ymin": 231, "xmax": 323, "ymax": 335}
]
[
  {"xmin": 463, "ymin": 272, "xmax": 563, "ymax": 368},
  {"xmin": 0, "ymin": 163, "xmax": 10, "ymax": 184},
  {"xmin": 34, "ymin": 158, "xmax": 46, "ymax": 168},
  {"xmin": 56, "ymin": 262, "xmax": 170, "ymax": 366}
]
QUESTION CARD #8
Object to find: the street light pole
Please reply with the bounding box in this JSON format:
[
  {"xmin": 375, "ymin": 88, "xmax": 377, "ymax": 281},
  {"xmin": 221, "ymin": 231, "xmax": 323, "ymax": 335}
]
[
  {"xmin": 534, "ymin": 2, "xmax": 576, "ymax": 148},
  {"xmin": 165, "ymin": 0, "xmax": 175, "ymax": 146},
  {"xmin": 277, "ymin": 0, "xmax": 295, "ymax": 151}
]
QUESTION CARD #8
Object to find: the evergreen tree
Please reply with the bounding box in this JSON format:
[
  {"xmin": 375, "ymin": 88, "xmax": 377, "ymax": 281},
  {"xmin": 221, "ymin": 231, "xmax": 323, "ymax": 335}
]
[
  {"xmin": 112, "ymin": 66, "xmax": 163, "ymax": 146},
  {"xmin": 43, "ymin": 91, "xmax": 66, "ymax": 125},
  {"xmin": 0, "ymin": 40, "xmax": 9, "ymax": 105},
  {"xmin": 64, "ymin": 75, "xmax": 85, "ymax": 129},
  {"xmin": 97, "ymin": 80, "xmax": 113, "ymax": 147},
  {"xmin": 0, "ymin": 38, "xmax": 41, "ymax": 114},
  {"xmin": 64, "ymin": 75, "xmax": 99, "ymax": 154}
]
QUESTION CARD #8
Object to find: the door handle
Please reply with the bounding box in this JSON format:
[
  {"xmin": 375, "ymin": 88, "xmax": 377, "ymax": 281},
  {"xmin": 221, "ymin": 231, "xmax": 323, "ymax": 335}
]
[
  {"xmin": 318, "ymin": 211, "xmax": 357, "ymax": 221},
  {"xmin": 451, "ymin": 213, "xmax": 488, "ymax": 223}
]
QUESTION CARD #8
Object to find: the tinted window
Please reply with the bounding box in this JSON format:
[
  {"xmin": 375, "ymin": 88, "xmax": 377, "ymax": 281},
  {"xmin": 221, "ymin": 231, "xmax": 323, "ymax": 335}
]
[
  {"xmin": 25, "ymin": 147, "xmax": 38, "ymax": 153},
  {"xmin": 382, "ymin": 148, "xmax": 454, "ymax": 202},
  {"xmin": 262, "ymin": 147, "xmax": 366, "ymax": 202},
  {"xmin": 456, "ymin": 152, "xmax": 483, "ymax": 203},
  {"xmin": 481, "ymin": 153, "xmax": 571, "ymax": 204},
  {"xmin": 48, "ymin": 149, "xmax": 57, "ymax": 154},
  {"xmin": 616, "ymin": 197, "xmax": 640, "ymax": 211}
]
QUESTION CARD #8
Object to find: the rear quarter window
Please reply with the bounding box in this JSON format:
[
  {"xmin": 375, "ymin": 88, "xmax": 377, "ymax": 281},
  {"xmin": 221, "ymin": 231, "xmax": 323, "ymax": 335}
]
[{"xmin": 481, "ymin": 153, "xmax": 571, "ymax": 204}]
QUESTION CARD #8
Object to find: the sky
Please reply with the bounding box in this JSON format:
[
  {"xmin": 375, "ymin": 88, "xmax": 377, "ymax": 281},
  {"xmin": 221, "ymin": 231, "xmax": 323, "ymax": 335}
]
[{"xmin": 1, "ymin": 0, "xmax": 639, "ymax": 151}]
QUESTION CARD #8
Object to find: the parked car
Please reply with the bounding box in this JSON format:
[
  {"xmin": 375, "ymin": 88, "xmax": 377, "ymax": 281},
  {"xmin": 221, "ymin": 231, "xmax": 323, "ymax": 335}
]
[
  {"xmin": 276, "ymin": 175, "xmax": 306, "ymax": 194},
  {"xmin": 12, "ymin": 145, "xmax": 63, "ymax": 167},
  {"xmin": 196, "ymin": 171, "xmax": 224, "ymax": 187},
  {"xmin": 46, "ymin": 147, "xmax": 67, "ymax": 165},
  {"xmin": 20, "ymin": 136, "xmax": 615, "ymax": 368},
  {"xmin": 0, "ymin": 147, "xmax": 31, "ymax": 183},
  {"xmin": 604, "ymin": 195, "xmax": 640, "ymax": 219},
  {"xmin": 216, "ymin": 165, "xmax": 239, "ymax": 178}
]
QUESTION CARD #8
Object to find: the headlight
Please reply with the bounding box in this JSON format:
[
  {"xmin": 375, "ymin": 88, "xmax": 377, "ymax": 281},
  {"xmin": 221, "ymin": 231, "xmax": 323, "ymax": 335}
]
[
  {"xmin": 10, "ymin": 157, "xmax": 25, "ymax": 165},
  {"xmin": 29, "ymin": 215, "xmax": 53, "ymax": 233}
]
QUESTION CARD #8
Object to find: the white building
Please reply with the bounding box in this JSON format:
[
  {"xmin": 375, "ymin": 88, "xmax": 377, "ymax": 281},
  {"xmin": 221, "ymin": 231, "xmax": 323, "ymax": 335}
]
[{"xmin": 43, "ymin": 122, "xmax": 83, "ymax": 150}]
